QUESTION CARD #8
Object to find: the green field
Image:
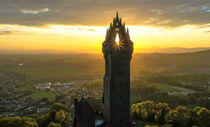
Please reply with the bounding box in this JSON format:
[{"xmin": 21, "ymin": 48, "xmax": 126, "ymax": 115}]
[
  {"xmin": 14, "ymin": 86, "xmax": 29, "ymax": 92},
  {"xmin": 24, "ymin": 91, "xmax": 57, "ymax": 99},
  {"xmin": 149, "ymin": 83, "xmax": 176, "ymax": 92}
]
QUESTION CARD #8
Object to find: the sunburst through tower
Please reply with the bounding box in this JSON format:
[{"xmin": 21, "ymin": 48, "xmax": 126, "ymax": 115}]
[{"xmin": 115, "ymin": 33, "xmax": 119, "ymax": 45}]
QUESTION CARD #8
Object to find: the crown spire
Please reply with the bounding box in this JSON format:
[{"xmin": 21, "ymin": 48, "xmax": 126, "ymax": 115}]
[
  {"xmin": 116, "ymin": 11, "xmax": 119, "ymax": 19},
  {"xmin": 102, "ymin": 12, "xmax": 133, "ymax": 55}
]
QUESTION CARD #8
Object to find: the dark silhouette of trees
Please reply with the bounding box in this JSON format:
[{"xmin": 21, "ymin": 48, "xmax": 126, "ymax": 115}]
[
  {"xmin": 0, "ymin": 116, "xmax": 38, "ymax": 127},
  {"xmin": 0, "ymin": 103, "xmax": 72, "ymax": 127},
  {"xmin": 131, "ymin": 101, "xmax": 210, "ymax": 127}
]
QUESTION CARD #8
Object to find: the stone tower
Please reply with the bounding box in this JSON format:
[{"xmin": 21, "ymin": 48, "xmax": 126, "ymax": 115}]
[{"xmin": 102, "ymin": 12, "xmax": 133, "ymax": 127}]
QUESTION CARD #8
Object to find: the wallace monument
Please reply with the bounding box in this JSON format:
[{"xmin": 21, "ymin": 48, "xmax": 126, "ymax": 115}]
[
  {"xmin": 73, "ymin": 12, "xmax": 133, "ymax": 127},
  {"xmin": 102, "ymin": 12, "xmax": 133, "ymax": 127}
]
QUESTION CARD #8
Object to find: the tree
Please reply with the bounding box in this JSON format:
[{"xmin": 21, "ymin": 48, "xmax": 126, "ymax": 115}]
[
  {"xmin": 193, "ymin": 106, "xmax": 210, "ymax": 127},
  {"xmin": 37, "ymin": 103, "xmax": 72, "ymax": 127},
  {"xmin": 165, "ymin": 106, "xmax": 192, "ymax": 127},
  {"xmin": 52, "ymin": 103, "xmax": 68, "ymax": 112},
  {"xmin": 37, "ymin": 111, "xmax": 56, "ymax": 127},
  {"xmin": 130, "ymin": 101, "xmax": 156, "ymax": 121},
  {"xmin": 144, "ymin": 125, "xmax": 158, "ymax": 127},
  {"xmin": 154, "ymin": 102, "xmax": 170, "ymax": 124},
  {"xmin": 55, "ymin": 110, "xmax": 66, "ymax": 123},
  {"xmin": 131, "ymin": 103, "xmax": 139, "ymax": 119},
  {"xmin": 131, "ymin": 101, "xmax": 210, "ymax": 127},
  {"xmin": 0, "ymin": 116, "xmax": 38, "ymax": 127},
  {"xmin": 47, "ymin": 122, "xmax": 61, "ymax": 127}
]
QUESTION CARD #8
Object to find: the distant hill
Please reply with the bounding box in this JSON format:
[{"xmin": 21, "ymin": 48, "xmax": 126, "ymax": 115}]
[
  {"xmin": 138, "ymin": 47, "xmax": 210, "ymax": 53},
  {"xmin": 0, "ymin": 50, "xmax": 209, "ymax": 82},
  {"xmin": 132, "ymin": 49, "xmax": 210, "ymax": 75},
  {"xmin": 1, "ymin": 47, "xmax": 210, "ymax": 54}
]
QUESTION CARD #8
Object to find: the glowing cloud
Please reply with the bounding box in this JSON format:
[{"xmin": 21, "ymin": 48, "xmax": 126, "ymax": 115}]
[{"xmin": 21, "ymin": 8, "xmax": 50, "ymax": 14}]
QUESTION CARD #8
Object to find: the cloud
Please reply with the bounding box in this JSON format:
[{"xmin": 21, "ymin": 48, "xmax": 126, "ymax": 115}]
[
  {"xmin": 196, "ymin": 24, "xmax": 210, "ymax": 29},
  {"xmin": 21, "ymin": 8, "xmax": 50, "ymax": 14},
  {"xmin": 0, "ymin": 31, "xmax": 23, "ymax": 35},
  {"xmin": 77, "ymin": 27, "xmax": 84, "ymax": 30},
  {"xmin": 204, "ymin": 30, "xmax": 210, "ymax": 33},
  {"xmin": 0, "ymin": 0, "xmax": 209, "ymax": 27},
  {"xmin": 87, "ymin": 29, "xmax": 95, "ymax": 32}
]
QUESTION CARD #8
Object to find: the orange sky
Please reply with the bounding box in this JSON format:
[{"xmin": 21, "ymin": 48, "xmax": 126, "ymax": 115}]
[
  {"xmin": 0, "ymin": 0, "xmax": 210, "ymax": 53},
  {"xmin": 0, "ymin": 24, "xmax": 210, "ymax": 53}
]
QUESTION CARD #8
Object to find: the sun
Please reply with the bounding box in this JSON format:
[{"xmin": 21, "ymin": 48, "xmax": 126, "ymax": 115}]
[
  {"xmin": 112, "ymin": 33, "xmax": 124, "ymax": 50},
  {"xmin": 115, "ymin": 33, "xmax": 120, "ymax": 45}
]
